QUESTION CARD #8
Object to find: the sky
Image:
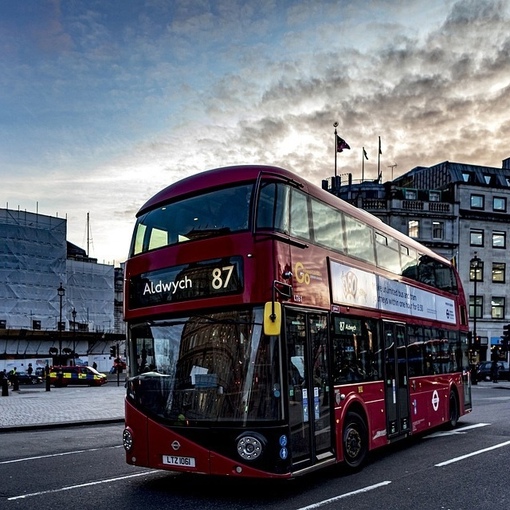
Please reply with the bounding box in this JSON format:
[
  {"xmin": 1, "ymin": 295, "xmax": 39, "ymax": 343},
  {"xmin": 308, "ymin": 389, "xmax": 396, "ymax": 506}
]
[{"xmin": 1, "ymin": 0, "xmax": 510, "ymax": 265}]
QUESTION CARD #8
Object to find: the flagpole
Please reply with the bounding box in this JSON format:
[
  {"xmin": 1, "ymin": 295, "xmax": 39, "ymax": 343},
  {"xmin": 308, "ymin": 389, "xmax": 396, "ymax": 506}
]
[
  {"xmin": 334, "ymin": 122, "xmax": 338, "ymax": 177},
  {"xmin": 361, "ymin": 147, "xmax": 365, "ymax": 182},
  {"xmin": 377, "ymin": 136, "xmax": 381, "ymax": 182}
]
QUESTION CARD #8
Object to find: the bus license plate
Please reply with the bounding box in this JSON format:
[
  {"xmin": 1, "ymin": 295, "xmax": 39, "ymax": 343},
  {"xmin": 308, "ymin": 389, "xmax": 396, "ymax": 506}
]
[{"xmin": 163, "ymin": 455, "xmax": 196, "ymax": 467}]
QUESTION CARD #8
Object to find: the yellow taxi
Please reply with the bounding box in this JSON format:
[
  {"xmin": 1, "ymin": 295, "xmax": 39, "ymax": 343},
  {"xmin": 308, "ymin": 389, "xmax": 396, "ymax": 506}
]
[{"xmin": 49, "ymin": 365, "xmax": 108, "ymax": 387}]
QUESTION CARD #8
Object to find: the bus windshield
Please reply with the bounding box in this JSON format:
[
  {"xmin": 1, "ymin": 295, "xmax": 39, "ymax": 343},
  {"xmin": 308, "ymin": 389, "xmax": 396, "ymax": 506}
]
[
  {"xmin": 126, "ymin": 308, "xmax": 283, "ymax": 424},
  {"xmin": 131, "ymin": 183, "xmax": 253, "ymax": 255}
]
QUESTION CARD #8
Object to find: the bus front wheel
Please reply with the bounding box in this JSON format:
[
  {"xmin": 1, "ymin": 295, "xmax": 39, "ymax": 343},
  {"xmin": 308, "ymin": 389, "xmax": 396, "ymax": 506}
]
[{"xmin": 342, "ymin": 412, "xmax": 368, "ymax": 470}]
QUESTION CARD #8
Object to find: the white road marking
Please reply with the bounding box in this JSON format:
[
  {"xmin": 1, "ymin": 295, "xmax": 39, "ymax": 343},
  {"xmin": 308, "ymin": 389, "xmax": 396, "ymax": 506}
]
[
  {"xmin": 295, "ymin": 481, "xmax": 392, "ymax": 510},
  {"xmin": 425, "ymin": 422, "xmax": 490, "ymax": 438},
  {"xmin": 0, "ymin": 445, "xmax": 123, "ymax": 465},
  {"xmin": 435, "ymin": 440, "xmax": 510, "ymax": 467},
  {"xmin": 7, "ymin": 471, "xmax": 157, "ymax": 500}
]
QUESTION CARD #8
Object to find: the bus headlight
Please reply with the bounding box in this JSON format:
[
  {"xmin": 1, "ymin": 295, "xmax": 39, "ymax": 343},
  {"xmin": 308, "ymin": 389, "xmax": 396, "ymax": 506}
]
[
  {"xmin": 236, "ymin": 433, "xmax": 265, "ymax": 461},
  {"xmin": 123, "ymin": 428, "xmax": 134, "ymax": 451}
]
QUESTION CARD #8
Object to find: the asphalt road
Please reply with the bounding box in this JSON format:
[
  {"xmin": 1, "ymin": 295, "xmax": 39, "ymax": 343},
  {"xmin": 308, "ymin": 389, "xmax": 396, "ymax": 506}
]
[{"xmin": 1, "ymin": 383, "xmax": 509, "ymax": 510}]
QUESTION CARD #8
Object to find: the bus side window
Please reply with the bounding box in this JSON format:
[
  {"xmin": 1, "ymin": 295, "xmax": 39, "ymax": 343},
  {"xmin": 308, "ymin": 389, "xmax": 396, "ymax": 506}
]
[
  {"xmin": 401, "ymin": 245, "xmax": 418, "ymax": 280},
  {"xmin": 344, "ymin": 214, "xmax": 376, "ymax": 265},
  {"xmin": 375, "ymin": 232, "xmax": 401, "ymax": 273},
  {"xmin": 256, "ymin": 182, "xmax": 289, "ymax": 233},
  {"xmin": 311, "ymin": 198, "xmax": 346, "ymax": 253},
  {"xmin": 290, "ymin": 188, "xmax": 310, "ymax": 240}
]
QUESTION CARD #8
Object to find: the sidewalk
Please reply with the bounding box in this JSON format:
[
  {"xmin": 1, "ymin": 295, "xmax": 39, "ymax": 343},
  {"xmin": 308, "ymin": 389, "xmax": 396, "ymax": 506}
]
[
  {"xmin": 2, "ymin": 378, "xmax": 509, "ymax": 432},
  {"xmin": 0, "ymin": 376, "xmax": 125, "ymax": 431}
]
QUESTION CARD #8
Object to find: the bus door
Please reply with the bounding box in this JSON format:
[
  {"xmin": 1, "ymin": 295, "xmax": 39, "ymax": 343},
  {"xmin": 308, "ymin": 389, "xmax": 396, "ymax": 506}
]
[
  {"xmin": 285, "ymin": 309, "xmax": 334, "ymax": 469},
  {"xmin": 383, "ymin": 321, "xmax": 410, "ymax": 438}
]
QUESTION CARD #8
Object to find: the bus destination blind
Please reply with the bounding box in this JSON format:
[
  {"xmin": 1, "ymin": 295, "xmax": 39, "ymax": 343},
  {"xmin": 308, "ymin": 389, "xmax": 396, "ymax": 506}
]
[{"xmin": 129, "ymin": 256, "xmax": 243, "ymax": 308}]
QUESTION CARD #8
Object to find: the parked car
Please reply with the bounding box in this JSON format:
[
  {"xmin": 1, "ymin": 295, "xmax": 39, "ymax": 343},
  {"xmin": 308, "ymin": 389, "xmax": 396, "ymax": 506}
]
[
  {"xmin": 475, "ymin": 360, "xmax": 510, "ymax": 382},
  {"xmin": 49, "ymin": 366, "xmax": 108, "ymax": 387},
  {"xmin": 112, "ymin": 357, "xmax": 126, "ymax": 373},
  {"xmin": 16, "ymin": 371, "xmax": 43, "ymax": 385},
  {"xmin": 35, "ymin": 367, "xmax": 46, "ymax": 377}
]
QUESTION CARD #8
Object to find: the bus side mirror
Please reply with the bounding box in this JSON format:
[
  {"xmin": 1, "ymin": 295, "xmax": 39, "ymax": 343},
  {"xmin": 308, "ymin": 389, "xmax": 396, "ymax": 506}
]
[{"xmin": 264, "ymin": 302, "xmax": 281, "ymax": 336}]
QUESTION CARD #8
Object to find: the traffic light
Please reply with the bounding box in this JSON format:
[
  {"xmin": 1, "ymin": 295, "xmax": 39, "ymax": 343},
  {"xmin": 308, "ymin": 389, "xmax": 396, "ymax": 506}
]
[
  {"xmin": 468, "ymin": 331, "xmax": 480, "ymax": 349},
  {"xmin": 110, "ymin": 345, "xmax": 117, "ymax": 357}
]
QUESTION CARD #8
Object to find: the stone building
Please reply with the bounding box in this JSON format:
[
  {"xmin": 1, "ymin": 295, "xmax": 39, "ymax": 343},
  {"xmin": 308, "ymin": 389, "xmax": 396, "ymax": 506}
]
[{"xmin": 325, "ymin": 156, "xmax": 510, "ymax": 363}]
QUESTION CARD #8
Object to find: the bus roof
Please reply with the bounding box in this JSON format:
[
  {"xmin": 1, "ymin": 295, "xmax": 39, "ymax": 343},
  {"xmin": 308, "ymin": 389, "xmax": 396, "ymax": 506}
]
[
  {"xmin": 138, "ymin": 164, "xmax": 452, "ymax": 266},
  {"xmin": 138, "ymin": 165, "xmax": 285, "ymax": 215}
]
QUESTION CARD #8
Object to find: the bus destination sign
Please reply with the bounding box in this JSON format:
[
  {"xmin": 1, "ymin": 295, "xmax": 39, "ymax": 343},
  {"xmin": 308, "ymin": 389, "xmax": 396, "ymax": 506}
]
[{"xmin": 129, "ymin": 256, "xmax": 243, "ymax": 309}]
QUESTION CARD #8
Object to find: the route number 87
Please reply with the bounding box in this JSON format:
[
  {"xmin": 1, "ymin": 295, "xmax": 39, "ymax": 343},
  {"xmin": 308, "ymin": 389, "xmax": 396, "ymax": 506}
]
[{"xmin": 211, "ymin": 265, "xmax": 235, "ymax": 290}]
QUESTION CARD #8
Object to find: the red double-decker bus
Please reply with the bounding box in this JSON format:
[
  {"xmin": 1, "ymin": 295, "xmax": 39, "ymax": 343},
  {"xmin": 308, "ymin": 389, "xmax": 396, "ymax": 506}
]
[{"xmin": 122, "ymin": 165, "xmax": 472, "ymax": 478}]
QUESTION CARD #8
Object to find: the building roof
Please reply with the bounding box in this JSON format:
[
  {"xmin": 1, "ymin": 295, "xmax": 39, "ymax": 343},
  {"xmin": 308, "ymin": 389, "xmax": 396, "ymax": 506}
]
[{"xmin": 393, "ymin": 160, "xmax": 510, "ymax": 191}]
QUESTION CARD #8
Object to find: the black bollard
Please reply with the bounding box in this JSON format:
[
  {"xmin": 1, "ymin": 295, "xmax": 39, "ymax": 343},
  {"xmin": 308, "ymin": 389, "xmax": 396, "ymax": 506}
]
[
  {"xmin": 1, "ymin": 378, "xmax": 8, "ymax": 397},
  {"xmin": 45, "ymin": 374, "xmax": 51, "ymax": 392}
]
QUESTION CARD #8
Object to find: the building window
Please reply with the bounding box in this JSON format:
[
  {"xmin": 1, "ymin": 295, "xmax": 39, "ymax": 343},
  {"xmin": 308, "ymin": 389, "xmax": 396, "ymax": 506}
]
[
  {"xmin": 470, "ymin": 229, "xmax": 484, "ymax": 247},
  {"xmin": 404, "ymin": 189, "xmax": 417, "ymax": 200},
  {"xmin": 470, "ymin": 261, "xmax": 483, "ymax": 282},
  {"xmin": 492, "ymin": 262, "xmax": 506, "ymax": 283},
  {"xmin": 432, "ymin": 221, "xmax": 444, "ymax": 240},
  {"xmin": 462, "ymin": 172, "xmax": 473, "ymax": 183},
  {"xmin": 491, "ymin": 297, "xmax": 505, "ymax": 319},
  {"xmin": 469, "ymin": 296, "xmax": 483, "ymax": 319},
  {"xmin": 470, "ymin": 194, "xmax": 484, "ymax": 209},
  {"xmin": 429, "ymin": 191, "xmax": 441, "ymax": 202},
  {"xmin": 493, "ymin": 197, "xmax": 507, "ymax": 212},
  {"xmin": 483, "ymin": 174, "xmax": 495, "ymax": 185},
  {"xmin": 492, "ymin": 231, "xmax": 506, "ymax": 249},
  {"xmin": 408, "ymin": 220, "xmax": 419, "ymax": 238}
]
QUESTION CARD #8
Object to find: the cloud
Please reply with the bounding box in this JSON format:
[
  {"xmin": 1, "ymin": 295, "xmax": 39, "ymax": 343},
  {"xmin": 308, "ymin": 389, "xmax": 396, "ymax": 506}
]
[{"xmin": 2, "ymin": 0, "xmax": 510, "ymax": 264}]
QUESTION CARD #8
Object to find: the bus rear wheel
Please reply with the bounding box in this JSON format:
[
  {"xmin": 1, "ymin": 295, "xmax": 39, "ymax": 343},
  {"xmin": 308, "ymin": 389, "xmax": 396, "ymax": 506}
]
[
  {"xmin": 342, "ymin": 412, "xmax": 368, "ymax": 470},
  {"xmin": 448, "ymin": 390, "xmax": 459, "ymax": 429}
]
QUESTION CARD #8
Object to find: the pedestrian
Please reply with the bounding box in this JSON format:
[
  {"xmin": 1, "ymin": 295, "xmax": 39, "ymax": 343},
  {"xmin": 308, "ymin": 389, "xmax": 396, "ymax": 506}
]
[
  {"xmin": 27, "ymin": 363, "xmax": 33, "ymax": 376},
  {"xmin": 491, "ymin": 360, "xmax": 499, "ymax": 383},
  {"xmin": 8, "ymin": 367, "xmax": 16, "ymax": 386},
  {"xmin": 0, "ymin": 369, "xmax": 7, "ymax": 396},
  {"xmin": 9, "ymin": 367, "xmax": 19, "ymax": 391},
  {"xmin": 92, "ymin": 361, "xmax": 98, "ymax": 370}
]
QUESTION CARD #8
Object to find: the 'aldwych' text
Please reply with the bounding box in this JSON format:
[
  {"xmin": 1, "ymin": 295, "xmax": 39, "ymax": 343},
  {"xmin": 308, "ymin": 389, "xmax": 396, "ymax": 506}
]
[{"xmin": 143, "ymin": 276, "xmax": 192, "ymax": 295}]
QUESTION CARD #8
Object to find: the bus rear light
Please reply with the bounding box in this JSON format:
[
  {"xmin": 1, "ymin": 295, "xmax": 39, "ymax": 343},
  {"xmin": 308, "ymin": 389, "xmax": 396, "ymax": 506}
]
[
  {"xmin": 236, "ymin": 433, "xmax": 265, "ymax": 461},
  {"xmin": 123, "ymin": 428, "xmax": 134, "ymax": 451}
]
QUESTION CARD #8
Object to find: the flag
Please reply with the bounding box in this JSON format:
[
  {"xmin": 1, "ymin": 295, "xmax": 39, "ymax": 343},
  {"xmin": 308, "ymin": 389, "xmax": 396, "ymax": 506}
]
[
  {"xmin": 363, "ymin": 147, "xmax": 368, "ymax": 160},
  {"xmin": 336, "ymin": 135, "xmax": 350, "ymax": 152},
  {"xmin": 378, "ymin": 136, "xmax": 382, "ymax": 155}
]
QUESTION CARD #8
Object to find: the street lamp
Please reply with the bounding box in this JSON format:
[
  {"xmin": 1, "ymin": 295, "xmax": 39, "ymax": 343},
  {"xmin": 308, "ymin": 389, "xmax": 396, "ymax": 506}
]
[
  {"xmin": 470, "ymin": 252, "xmax": 482, "ymax": 352},
  {"xmin": 72, "ymin": 307, "xmax": 77, "ymax": 365},
  {"xmin": 57, "ymin": 283, "xmax": 65, "ymax": 362}
]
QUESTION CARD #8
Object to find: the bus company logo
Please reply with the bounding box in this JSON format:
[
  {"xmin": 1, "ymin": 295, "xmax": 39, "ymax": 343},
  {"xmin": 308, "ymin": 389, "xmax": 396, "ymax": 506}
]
[
  {"xmin": 143, "ymin": 276, "xmax": 192, "ymax": 296},
  {"xmin": 294, "ymin": 262, "xmax": 322, "ymax": 285},
  {"xmin": 431, "ymin": 390, "xmax": 440, "ymax": 411}
]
